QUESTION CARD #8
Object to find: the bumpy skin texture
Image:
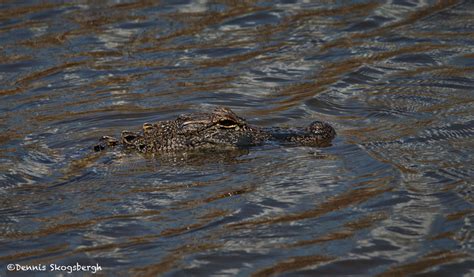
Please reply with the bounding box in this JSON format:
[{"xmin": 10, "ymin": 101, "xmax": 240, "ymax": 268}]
[{"xmin": 94, "ymin": 107, "xmax": 336, "ymax": 152}]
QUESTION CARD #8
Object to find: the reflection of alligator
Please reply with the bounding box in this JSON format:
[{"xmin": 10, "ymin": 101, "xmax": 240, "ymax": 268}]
[{"xmin": 94, "ymin": 107, "xmax": 336, "ymax": 152}]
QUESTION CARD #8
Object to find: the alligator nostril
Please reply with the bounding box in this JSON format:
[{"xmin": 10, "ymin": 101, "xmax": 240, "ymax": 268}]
[
  {"xmin": 307, "ymin": 121, "xmax": 336, "ymax": 138},
  {"xmin": 307, "ymin": 121, "xmax": 323, "ymax": 131}
]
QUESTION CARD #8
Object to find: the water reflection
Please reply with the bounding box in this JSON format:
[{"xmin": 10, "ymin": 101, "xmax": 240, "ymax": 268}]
[{"xmin": 1, "ymin": 0, "xmax": 473, "ymax": 276}]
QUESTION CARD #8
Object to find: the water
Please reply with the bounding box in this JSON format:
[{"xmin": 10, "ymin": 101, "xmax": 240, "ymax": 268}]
[{"xmin": 1, "ymin": 0, "xmax": 473, "ymax": 276}]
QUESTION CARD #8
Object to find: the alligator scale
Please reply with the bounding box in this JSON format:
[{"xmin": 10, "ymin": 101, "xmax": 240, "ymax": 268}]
[{"xmin": 94, "ymin": 107, "xmax": 336, "ymax": 152}]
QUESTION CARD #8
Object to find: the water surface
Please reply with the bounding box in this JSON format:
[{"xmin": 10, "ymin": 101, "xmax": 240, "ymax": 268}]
[{"xmin": 1, "ymin": 0, "xmax": 473, "ymax": 276}]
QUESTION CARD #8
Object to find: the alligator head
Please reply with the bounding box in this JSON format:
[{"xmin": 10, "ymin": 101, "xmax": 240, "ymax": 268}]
[
  {"xmin": 98, "ymin": 107, "xmax": 267, "ymax": 152},
  {"xmin": 94, "ymin": 107, "xmax": 336, "ymax": 152}
]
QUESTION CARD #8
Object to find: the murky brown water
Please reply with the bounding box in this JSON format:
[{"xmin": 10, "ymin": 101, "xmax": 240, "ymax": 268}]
[{"xmin": 1, "ymin": 0, "xmax": 473, "ymax": 276}]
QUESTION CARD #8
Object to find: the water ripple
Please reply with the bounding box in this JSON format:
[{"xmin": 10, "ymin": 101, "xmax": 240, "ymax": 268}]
[{"xmin": 1, "ymin": 1, "xmax": 473, "ymax": 275}]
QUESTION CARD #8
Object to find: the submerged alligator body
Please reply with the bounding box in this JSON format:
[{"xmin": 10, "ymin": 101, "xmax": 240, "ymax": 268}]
[{"xmin": 94, "ymin": 107, "xmax": 336, "ymax": 153}]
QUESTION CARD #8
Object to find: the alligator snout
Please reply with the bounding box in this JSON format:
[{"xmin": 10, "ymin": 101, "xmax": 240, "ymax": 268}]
[{"xmin": 307, "ymin": 121, "xmax": 336, "ymax": 140}]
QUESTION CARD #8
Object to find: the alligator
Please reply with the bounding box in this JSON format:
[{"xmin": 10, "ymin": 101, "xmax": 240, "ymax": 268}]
[{"xmin": 94, "ymin": 107, "xmax": 336, "ymax": 153}]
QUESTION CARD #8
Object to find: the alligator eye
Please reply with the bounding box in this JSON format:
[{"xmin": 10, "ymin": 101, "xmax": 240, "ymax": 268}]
[{"xmin": 218, "ymin": 119, "xmax": 237, "ymax": 128}]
